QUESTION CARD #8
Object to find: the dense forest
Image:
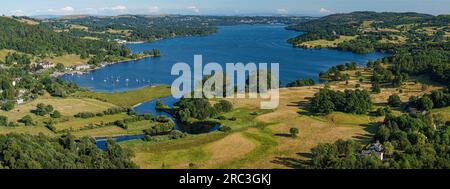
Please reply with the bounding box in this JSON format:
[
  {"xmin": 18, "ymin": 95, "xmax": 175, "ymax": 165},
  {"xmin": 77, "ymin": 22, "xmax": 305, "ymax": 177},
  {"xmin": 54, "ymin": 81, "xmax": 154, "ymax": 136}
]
[
  {"xmin": 47, "ymin": 15, "xmax": 310, "ymax": 42},
  {"xmin": 0, "ymin": 16, "xmax": 130, "ymax": 58},
  {"xmin": 0, "ymin": 133, "xmax": 137, "ymax": 169},
  {"xmin": 309, "ymin": 87, "xmax": 372, "ymax": 115}
]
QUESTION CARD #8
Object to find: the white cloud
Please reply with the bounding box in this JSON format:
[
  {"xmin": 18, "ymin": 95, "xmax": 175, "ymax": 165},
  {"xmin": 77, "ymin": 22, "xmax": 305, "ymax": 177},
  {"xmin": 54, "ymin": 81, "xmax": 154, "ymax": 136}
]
[
  {"xmin": 187, "ymin": 6, "xmax": 200, "ymax": 13},
  {"xmin": 43, "ymin": 5, "xmax": 130, "ymax": 15},
  {"xmin": 9, "ymin": 9, "xmax": 26, "ymax": 16},
  {"xmin": 47, "ymin": 6, "xmax": 75, "ymax": 14},
  {"xmin": 61, "ymin": 6, "xmax": 75, "ymax": 12},
  {"xmin": 100, "ymin": 5, "xmax": 128, "ymax": 13},
  {"xmin": 319, "ymin": 8, "xmax": 332, "ymax": 14},
  {"xmin": 276, "ymin": 8, "xmax": 288, "ymax": 14},
  {"xmin": 97, "ymin": 5, "xmax": 128, "ymax": 14},
  {"xmin": 148, "ymin": 6, "xmax": 160, "ymax": 13},
  {"xmin": 111, "ymin": 5, "xmax": 128, "ymax": 12}
]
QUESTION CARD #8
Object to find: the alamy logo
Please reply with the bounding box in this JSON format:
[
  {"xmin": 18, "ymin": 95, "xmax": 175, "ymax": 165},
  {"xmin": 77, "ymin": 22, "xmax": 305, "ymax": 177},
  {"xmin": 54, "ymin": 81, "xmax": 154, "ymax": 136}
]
[{"xmin": 171, "ymin": 55, "xmax": 279, "ymax": 109}]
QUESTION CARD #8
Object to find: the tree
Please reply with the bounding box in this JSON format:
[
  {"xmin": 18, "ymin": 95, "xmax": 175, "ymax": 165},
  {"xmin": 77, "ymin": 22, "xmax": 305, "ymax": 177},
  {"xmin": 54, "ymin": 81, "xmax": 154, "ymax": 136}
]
[
  {"xmin": 310, "ymin": 88, "xmax": 371, "ymax": 115},
  {"xmin": 375, "ymin": 107, "xmax": 391, "ymax": 116},
  {"xmin": 214, "ymin": 100, "xmax": 233, "ymax": 113},
  {"xmin": 431, "ymin": 90, "xmax": 447, "ymax": 108},
  {"xmin": 287, "ymin": 79, "xmax": 315, "ymax": 87},
  {"xmin": 421, "ymin": 84, "xmax": 429, "ymax": 92},
  {"xmin": 290, "ymin": 128, "xmax": 299, "ymax": 138},
  {"xmin": 44, "ymin": 119, "xmax": 56, "ymax": 132},
  {"xmin": 408, "ymin": 131, "xmax": 427, "ymax": 145},
  {"xmin": 371, "ymin": 82, "xmax": 381, "ymax": 93},
  {"xmin": 175, "ymin": 98, "xmax": 217, "ymax": 121},
  {"xmin": 155, "ymin": 100, "xmax": 167, "ymax": 111},
  {"xmin": 18, "ymin": 115, "xmax": 34, "ymax": 126},
  {"xmin": 169, "ymin": 130, "xmax": 187, "ymax": 139},
  {"xmin": 51, "ymin": 110, "xmax": 61, "ymax": 118},
  {"xmin": 115, "ymin": 120, "xmax": 128, "ymax": 129},
  {"xmin": 383, "ymin": 142, "xmax": 395, "ymax": 155},
  {"xmin": 0, "ymin": 116, "xmax": 8, "ymax": 126},
  {"xmin": 0, "ymin": 133, "xmax": 137, "ymax": 169},
  {"xmin": 55, "ymin": 63, "xmax": 65, "ymax": 71},
  {"xmin": 33, "ymin": 103, "xmax": 54, "ymax": 116},
  {"xmin": 151, "ymin": 49, "xmax": 161, "ymax": 57},
  {"xmin": 310, "ymin": 89, "xmax": 335, "ymax": 114},
  {"xmin": 219, "ymin": 126, "xmax": 232, "ymax": 132},
  {"xmin": 418, "ymin": 96, "xmax": 434, "ymax": 111},
  {"xmin": 104, "ymin": 139, "xmax": 139, "ymax": 169},
  {"xmin": 1, "ymin": 101, "xmax": 15, "ymax": 111},
  {"xmin": 388, "ymin": 94, "xmax": 402, "ymax": 107}
]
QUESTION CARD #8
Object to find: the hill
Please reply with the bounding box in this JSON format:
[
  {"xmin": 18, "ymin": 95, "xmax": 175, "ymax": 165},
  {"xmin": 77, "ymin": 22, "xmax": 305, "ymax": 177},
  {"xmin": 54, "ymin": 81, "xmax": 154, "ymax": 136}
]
[{"xmin": 0, "ymin": 16, "xmax": 130, "ymax": 59}]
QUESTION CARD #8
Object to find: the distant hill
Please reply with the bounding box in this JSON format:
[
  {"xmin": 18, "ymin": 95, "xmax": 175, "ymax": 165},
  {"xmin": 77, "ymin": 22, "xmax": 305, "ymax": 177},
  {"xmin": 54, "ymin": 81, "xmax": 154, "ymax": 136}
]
[
  {"xmin": 0, "ymin": 16, "xmax": 128, "ymax": 58},
  {"xmin": 31, "ymin": 15, "xmax": 64, "ymax": 20}
]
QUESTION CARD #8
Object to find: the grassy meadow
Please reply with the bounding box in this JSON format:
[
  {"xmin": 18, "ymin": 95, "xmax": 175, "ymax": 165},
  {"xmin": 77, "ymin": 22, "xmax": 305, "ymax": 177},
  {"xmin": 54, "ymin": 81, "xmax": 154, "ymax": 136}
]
[
  {"xmin": 0, "ymin": 86, "xmax": 171, "ymax": 138},
  {"xmin": 299, "ymin": 35, "xmax": 357, "ymax": 48},
  {"xmin": 120, "ymin": 67, "xmax": 446, "ymax": 169},
  {"xmin": 43, "ymin": 54, "xmax": 88, "ymax": 67},
  {"xmin": 75, "ymin": 85, "xmax": 172, "ymax": 107}
]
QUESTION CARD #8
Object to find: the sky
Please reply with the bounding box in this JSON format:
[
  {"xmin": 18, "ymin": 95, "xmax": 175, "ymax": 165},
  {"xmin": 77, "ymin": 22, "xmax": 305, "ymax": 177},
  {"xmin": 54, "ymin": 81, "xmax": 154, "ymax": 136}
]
[{"xmin": 1, "ymin": 0, "xmax": 449, "ymax": 16}]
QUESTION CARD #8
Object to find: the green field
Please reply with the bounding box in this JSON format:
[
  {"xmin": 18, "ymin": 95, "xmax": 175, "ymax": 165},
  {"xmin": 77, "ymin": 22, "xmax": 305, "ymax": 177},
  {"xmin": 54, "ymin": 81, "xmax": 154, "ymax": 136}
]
[
  {"xmin": 299, "ymin": 35, "xmax": 357, "ymax": 48},
  {"xmin": 70, "ymin": 120, "xmax": 157, "ymax": 137},
  {"xmin": 120, "ymin": 68, "xmax": 437, "ymax": 169},
  {"xmin": 43, "ymin": 54, "xmax": 88, "ymax": 67},
  {"xmin": 0, "ymin": 49, "xmax": 21, "ymax": 59},
  {"xmin": 75, "ymin": 85, "xmax": 172, "ymax": 107},
  {"xmin": 0, "ymin": 126, "xmax": 56, "ymax": 136},
  {"xmin": 0, "ymin": 94, "xmax": 116, "ymax": 122},
  {"xmin": 55, "ymin": 113, "xmax": 130, "ymax": 132},
  {"xmin": 1, "ymin": 86, "xmax": 171, "ymax": 139}
]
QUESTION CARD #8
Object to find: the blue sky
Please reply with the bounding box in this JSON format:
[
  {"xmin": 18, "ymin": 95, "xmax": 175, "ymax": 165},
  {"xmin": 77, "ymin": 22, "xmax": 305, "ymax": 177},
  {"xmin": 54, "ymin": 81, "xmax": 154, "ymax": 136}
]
[{"xmin": 1, "ymin": 0, "xmax": 449, "ymax": 16}]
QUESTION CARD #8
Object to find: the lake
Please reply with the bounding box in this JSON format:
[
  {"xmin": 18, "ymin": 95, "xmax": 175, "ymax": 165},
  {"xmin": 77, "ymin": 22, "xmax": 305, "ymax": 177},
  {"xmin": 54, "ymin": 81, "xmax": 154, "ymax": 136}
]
[
  {"xmin": 62, "ymin": 25, "xmax": 385, "ymax": 92},
  {"xmin": 61, "ymin": 24, "xmax": 385, "ymax": 148}
]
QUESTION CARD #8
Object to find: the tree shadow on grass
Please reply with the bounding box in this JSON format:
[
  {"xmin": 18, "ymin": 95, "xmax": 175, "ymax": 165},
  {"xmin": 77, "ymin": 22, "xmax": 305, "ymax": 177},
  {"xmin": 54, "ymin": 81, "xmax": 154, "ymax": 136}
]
[
  {"xmin": 353, "ymin": 122, "xmax": 381, "ymax": 143},
  {"xmin": 373, "ymin": 102, "xmax": 388, "ymax": 107},
  {"xmin": 274, "ymin": 133, "xmax": 293, "ymax": 138},
  {"xmin": 290, "ymin": 100, "xmax": 324, "ymax": 117},
  {"xmin": 271, "ymin": 154, "xmax": 311, "ymax": 169}
]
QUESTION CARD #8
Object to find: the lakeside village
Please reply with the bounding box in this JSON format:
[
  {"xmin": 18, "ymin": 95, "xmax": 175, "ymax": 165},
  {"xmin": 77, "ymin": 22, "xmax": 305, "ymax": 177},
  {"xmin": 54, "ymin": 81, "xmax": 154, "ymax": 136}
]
[{"xmin": 1, "ymin": 46, "xmax": 161, "ymax": 107}]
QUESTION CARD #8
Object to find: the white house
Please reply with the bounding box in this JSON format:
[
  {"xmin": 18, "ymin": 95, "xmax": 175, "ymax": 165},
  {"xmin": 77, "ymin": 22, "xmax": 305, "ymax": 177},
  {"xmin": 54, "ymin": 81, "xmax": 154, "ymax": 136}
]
[
  {"xmin": 75, "ymin": 65, "xmax": 91, "ymax": 71},
  {"xmin": 358, "ymin": 141, "xmax": 384, "ymax": 160},
  {"xmin": 16, "ymin": 99, "xmax": 24, "ymax": 105},
  {"xmin": 114, "ymin": 39, "xmax": 127, "ymax": 44},
  {"xmin": 37, "ymin": 62, "xmax": 55, "ymax": 69}
]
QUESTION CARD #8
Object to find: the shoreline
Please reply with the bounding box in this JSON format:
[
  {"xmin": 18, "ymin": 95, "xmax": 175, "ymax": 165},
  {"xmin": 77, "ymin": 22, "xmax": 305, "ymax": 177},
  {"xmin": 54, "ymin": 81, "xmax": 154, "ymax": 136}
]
[{"xmin": 51, "ymin": 54, "xmax": 154, "ymax": 78}]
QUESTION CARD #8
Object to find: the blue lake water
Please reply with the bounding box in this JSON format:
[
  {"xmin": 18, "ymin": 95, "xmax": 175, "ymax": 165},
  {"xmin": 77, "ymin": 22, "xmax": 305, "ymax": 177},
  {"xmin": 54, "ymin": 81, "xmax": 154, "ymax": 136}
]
[
  {"xmin": 62, "ymin": 24, "xmax": 385, "ymax": 147},
  {"xmin": 62, "ymin": 25, "xmax": 385, "ymax": 92}
]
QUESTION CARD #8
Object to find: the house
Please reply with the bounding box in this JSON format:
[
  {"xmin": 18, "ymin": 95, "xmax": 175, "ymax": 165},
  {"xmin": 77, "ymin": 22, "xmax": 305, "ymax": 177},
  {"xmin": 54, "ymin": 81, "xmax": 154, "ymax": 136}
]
[
  {"xmin": 16, "ymin": 99, "xmax": 24, "ymax": 105},
  {"xmin": 75, "ymin": 64, "xmax": 91, "ymax": 71},
  {"xmin": 358, "ymin": 141, "xmax": 384, "ymax": 160},
  {"xmin": 113, "ymin": 39, "xmax": 127, "ymax": 44},
  {"xmin": 37, "ymin": 62, "xmax": 55, "ymax": 69}
]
